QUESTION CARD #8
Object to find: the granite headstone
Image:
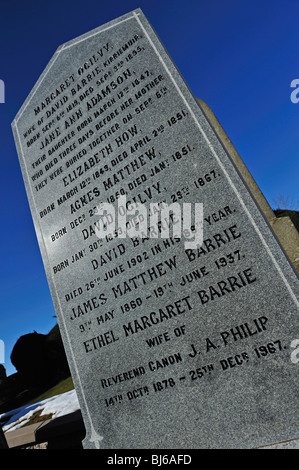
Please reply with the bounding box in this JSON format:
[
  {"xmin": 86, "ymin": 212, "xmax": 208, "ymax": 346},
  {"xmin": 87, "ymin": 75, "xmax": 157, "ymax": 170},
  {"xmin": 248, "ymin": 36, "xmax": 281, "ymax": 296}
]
[{"xmin": 12, "ymin": 9, "xmax": 299, "ymax": 449}]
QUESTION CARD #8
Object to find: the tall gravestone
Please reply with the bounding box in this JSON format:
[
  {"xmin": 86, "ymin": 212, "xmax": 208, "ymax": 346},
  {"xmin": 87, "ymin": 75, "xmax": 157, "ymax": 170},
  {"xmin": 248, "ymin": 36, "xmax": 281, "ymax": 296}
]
[{"xmin": 12, "ymin": 9, "xmax": 299, "ymax": 449}]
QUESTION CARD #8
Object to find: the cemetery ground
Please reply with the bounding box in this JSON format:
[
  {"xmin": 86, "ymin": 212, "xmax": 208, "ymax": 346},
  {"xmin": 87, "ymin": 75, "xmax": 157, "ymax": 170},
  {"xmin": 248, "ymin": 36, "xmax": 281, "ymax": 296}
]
[{"xmin": 1, "ymin": 379, "xmax": 77, "ymax": 432}]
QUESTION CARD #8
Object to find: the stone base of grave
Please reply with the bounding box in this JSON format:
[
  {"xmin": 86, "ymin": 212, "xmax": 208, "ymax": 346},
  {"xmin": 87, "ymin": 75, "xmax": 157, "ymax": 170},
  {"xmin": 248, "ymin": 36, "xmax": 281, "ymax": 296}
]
[{"xmin": 4, "ymin": 410, "xmax": 85, "ymax": 449}]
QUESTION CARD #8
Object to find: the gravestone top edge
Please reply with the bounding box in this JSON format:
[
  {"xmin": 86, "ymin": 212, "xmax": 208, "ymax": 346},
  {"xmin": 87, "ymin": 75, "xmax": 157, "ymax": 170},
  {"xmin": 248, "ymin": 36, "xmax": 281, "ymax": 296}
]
[{"xmin": 11, "ymin": 9, "xmax": 143, "ymax": 127}]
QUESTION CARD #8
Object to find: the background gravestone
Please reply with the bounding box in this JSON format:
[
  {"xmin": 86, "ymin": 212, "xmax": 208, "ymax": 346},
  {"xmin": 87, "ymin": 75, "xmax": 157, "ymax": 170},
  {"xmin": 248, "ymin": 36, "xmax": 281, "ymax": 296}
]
[{"xmin": 12, "ymin": 9, "xmax": 299, "ymax": 449}]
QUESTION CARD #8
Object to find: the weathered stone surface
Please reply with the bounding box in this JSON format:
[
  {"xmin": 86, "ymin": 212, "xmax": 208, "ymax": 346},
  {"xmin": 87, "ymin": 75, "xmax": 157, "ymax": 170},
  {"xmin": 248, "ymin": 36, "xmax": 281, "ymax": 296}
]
[{"xmin": 12, "ymin": 9, "xmax": 299, "ymax": 449}]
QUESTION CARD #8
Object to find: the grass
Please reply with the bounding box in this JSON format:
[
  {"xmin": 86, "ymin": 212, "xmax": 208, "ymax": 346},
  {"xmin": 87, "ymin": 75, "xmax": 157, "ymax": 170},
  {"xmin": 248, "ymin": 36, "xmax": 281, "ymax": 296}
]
[{"xmin": 24, "ymin": 376, "xmax": 75, "ymax": 406}]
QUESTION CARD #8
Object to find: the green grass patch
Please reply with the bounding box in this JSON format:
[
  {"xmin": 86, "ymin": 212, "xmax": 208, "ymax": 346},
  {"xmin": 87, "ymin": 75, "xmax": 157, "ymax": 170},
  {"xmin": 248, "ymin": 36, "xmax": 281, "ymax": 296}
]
[{"xmin": 25, "ymin": 376, "xmax": 74, "ymax": 405}]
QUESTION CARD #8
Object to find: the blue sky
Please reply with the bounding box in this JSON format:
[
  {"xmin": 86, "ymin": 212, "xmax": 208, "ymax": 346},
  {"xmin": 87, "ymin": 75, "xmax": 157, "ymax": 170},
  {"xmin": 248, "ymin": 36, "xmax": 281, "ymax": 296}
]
[{"xmin": 0, "ymin": 0, "xmax": 298, "ymax": 377}]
